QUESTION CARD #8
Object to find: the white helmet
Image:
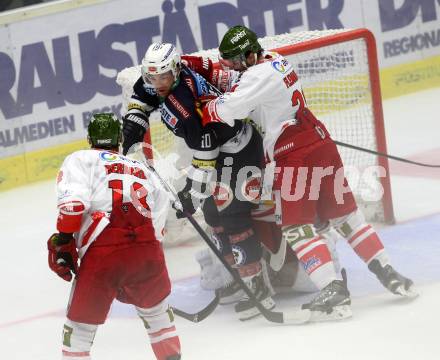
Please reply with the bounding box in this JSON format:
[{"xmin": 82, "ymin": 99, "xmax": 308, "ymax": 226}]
[{"xmin": 141, "ymin": 42, "xmax": 181, "ymax": 83}]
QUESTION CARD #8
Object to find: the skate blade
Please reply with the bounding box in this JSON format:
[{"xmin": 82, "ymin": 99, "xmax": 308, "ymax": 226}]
[
  {"xmin": 309, "ymin": 305, "xmax": 352, "ymax": 322},
  {"xmin": 395, "ymin": 285, "xmax": 419, "ymax": 299}
]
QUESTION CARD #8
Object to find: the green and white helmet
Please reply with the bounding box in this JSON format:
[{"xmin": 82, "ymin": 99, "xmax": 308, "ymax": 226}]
[
  {"xmin": 218, "ymin": 25, "xmax": 262, "ymax": 68},
  {"xmin": 87, "ymin": 113, "xmax": 122, "ymax": 149}
]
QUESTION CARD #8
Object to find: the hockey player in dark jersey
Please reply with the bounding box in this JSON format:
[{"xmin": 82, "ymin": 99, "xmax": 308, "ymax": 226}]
[{"xmin": 122, "ymin": 42, "xmax": 274, "ymax": 320}]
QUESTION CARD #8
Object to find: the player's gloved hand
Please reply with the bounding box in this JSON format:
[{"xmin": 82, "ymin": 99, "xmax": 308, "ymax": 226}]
[
  {"xmin": 181, "ymin": 55, "xmax": 212, "ymax": 79},
  {"xmin": 176, "ymin": 178, "xmax": 210, "ymax": 219},
  {"xmin": 195, "ymin": 95, "xmax": 218, "ymax": 118},
  {"xmin": 122, "ymin": 114, "xmax": 148, "ymax": 155},
  {"xmin": 47, "ymin": 233, "xmax": 78, "ymax": 282},
  {"xmin": 201, "ymin": 100, "xmax": 220, "ymax": 126}
]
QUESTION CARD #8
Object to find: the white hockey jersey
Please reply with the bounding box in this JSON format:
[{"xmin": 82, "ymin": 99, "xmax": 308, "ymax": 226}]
[
  {"xmin": 207, "ymin": 51, "xmax": 305, "ymax": 161},
  {"xmin": 56, "ymin": 149, "xmax": 170, "ymax": 258}
]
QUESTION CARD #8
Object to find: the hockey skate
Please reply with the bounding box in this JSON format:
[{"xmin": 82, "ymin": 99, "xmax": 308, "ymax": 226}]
[
  {"xmin": 234, "ymin": 273, "xmax": 276, "ymax": 321},
  {"xmin": 368, "ymin": 259, "xmax": 417, "ymax": 298},
  {"xmin": 216, "ymin": 280, "xmax": 245, "ymax": 305},
  {"xmin": 302, "ymin": 269, "xmax": 352, "ymax": 322}
]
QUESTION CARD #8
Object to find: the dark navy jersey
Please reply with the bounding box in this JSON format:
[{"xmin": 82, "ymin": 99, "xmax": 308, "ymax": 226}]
[{"xmin": 129, "ymin": 65, "xmax": 243, "ymax": 154}]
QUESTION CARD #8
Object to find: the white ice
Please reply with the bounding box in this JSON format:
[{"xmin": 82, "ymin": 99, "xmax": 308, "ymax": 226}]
[{"xmin": 1, "ymin": 87, "xmax": 440, "ymax": 359}]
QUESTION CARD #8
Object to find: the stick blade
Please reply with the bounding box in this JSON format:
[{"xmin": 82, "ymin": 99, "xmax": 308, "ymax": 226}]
[{"xmin": 172, "ymin": 294, "xmax": 219, "ymax": 323}]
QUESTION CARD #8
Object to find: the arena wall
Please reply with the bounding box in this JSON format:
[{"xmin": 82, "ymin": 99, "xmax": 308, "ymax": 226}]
[{"xmin": 1, "ymin": 0, "xmax": 439, "ymax": 191}]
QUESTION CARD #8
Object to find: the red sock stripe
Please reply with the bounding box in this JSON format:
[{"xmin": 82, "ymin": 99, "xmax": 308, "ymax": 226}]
[
  {"xmin": 149, "ymin": 325, "xmax": 176, "ymax": 339},
  {"xmin": 298, "ymin": 243, "xmax": 333, "ymax": 275},
  {"xmin": 151, "ymin": 335, "xmax": 181, "ymax": 360},
  {"xmin": 295, "ymin": 235, "xmax": 323, "ymax": 254},
  {"xmin": 62, "ymin": 350, "xmax": 90, "ymax": 357},
  {"xmin": 348, "ymin": 225, "xmax": 372, "ymax": 245},
  {"xmin": 352, "ymin": 232, "xmax": 384, "ymax": 263}
]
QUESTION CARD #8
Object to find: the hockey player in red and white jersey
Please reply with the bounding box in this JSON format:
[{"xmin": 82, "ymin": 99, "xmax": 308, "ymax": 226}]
[
  {"xmin": 198, "ymin": 25, "xmax": 416, "ymax": 320},
  {"xmin": 47, "ymin": 113, "xmax": 181, "ymax": 360}
]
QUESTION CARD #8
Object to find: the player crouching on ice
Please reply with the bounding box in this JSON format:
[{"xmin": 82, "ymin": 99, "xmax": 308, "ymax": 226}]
[
  {"xmin": 47, "ymin": 113, "xmax": 181, "ymax": 360},
  {"xmin": 198, "ymin": 25, "xmax": 416, "ymax": 321}
]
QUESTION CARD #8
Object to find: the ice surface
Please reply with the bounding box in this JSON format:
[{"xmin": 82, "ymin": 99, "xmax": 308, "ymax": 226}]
[{"xmin": 1, "ymin": 88, "xmax": 439, "ymax": 359}]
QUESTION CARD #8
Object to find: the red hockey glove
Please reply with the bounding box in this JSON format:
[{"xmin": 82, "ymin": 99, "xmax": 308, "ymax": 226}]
[
  {"xmin": 47, "ymin": 233, "xmax": 78, "ymax": 282},
  {"xmin": 195, "ymin": 95, "xmax": 218, "ymax": 119},
  {"xmin": 201, "ymin": 99, "xmax": 223, "ymax": 127},
  {"xmin": 181, "ymin": 55, "xmax": 212, "ymax": 79}
]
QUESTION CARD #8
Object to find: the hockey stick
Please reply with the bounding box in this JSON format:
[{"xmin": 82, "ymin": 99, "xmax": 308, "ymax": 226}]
[
  {"xmin": 146, "ymin": 162, "xmax": 311, "ymax": 324},
  {"xmin": 171, "ymin": 294, "xmax": 220, "ymax": 323},
  {"xmin": 334, "ymin": 140, "xmax": 440, "ymax": 168},
  {"xmin": 124, "ymin": 148, "xmax": 220, "ymax": 323}
]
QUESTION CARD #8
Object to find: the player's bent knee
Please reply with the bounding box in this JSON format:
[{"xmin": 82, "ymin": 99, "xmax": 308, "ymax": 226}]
[
  {"xmin": 330, "ymin": 209, "xmax": 366, "ymax": 238},
  {"xmin": 313, "ymin": 222, "xmax": 341, "ymax": 273},
  {"xmin": 136, "ymin": 299, "xmax": 175, "ymax": 331},
  {"xmin": 62, "ymin": 319, "xmax": 97, "ymax": 357},
  {"xmin": 315, "ymin": 219, "xmax": 331, "ymax": 235}
]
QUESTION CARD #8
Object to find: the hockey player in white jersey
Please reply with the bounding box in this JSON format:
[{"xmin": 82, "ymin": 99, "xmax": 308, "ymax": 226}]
[
  {"xmin": 200, "ymin": 25, "xmax": 415, "ymax": 320},
  {"xmin": 47, "ymin": 113, "xmax": 181, "ymax": 360}
]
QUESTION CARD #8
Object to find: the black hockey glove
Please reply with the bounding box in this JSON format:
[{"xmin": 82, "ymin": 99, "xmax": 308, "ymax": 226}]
[
  {"xmin": 176, "ymin": 178, "xmax": 210, "ymax": 219},
  {"xmin": 122, "ymin": 114, "xmax": 148, "ymax": 155}
]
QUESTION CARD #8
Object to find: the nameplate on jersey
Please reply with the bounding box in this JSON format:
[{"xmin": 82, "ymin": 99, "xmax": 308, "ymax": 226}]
[{"xmin": 168, "ymin": 95, "xmax": 190, "ymax": 119}]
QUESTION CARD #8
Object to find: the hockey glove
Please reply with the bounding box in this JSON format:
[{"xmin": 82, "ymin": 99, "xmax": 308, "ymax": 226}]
[
  {"xmin": 47, "ymin": 233, "xmax": 78, "ymax": 282},
  {"xmin": 181, "ymin": 55, "xmax": 212, "ymax": 80},
  {"xmin": 195, "ymin": 95, "xmax": 218, "ymax": 119},
  {"xmin": 176, "ymin": 178, "xmax": 210, "ymax": 219},
  {"xmin": 201, "ymin": 100, "xmax": 222, "ymax": 126},
  {"xmin": 122, "ymin": 115, "xmax": 148, "ymax": 155}
]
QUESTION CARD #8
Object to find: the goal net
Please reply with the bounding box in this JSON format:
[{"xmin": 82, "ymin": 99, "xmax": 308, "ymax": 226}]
[{"xmin": 116, "ymin": 28, "xmax": 394, "ymax": 245}]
